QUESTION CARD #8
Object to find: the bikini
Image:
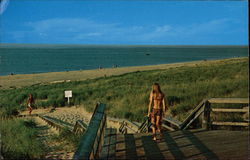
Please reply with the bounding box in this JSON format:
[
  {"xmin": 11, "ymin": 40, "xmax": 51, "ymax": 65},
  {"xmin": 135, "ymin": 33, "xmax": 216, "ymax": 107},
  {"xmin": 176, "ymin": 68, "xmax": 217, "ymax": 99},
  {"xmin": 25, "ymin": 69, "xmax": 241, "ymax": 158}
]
[{"xmin": 151, "ymin": 95, "xmax": 163, "ymax": 118}]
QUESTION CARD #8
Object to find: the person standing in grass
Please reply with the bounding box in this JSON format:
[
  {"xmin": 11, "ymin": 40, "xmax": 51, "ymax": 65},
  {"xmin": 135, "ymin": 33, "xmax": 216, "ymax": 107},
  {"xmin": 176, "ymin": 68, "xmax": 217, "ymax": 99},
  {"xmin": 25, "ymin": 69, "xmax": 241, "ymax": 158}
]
[
  {"xmin": 147, "ymin": 83, "xmax": 167, "ymax": 141},
  {"xmin": 27, "ymin": 94, "xmax": 34, "ymax": 115}
]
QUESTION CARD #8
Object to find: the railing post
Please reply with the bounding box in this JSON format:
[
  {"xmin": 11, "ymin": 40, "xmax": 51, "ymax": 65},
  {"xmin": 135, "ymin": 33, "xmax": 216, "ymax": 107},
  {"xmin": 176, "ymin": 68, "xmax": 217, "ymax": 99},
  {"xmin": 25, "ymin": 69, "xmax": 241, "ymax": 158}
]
[{"xmin": 202, "ymin": 100, "xmax": 211, "ymax": 130}]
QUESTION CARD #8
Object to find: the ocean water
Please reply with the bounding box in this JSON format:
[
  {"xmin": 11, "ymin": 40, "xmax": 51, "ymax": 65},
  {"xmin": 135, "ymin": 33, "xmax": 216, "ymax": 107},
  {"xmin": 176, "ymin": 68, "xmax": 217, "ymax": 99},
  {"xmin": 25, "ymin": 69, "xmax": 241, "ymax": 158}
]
[{"xmin": 0, "ymin": 45, "xmax": 248, "ymax": 76}]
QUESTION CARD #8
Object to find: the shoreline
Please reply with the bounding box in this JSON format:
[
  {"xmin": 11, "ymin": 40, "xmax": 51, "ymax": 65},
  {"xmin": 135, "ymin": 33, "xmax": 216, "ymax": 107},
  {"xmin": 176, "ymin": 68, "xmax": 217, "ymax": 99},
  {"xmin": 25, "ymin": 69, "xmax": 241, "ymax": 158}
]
[{"xmin": 0, "ymin": 57, "xmax": 247, "ymax": 89}]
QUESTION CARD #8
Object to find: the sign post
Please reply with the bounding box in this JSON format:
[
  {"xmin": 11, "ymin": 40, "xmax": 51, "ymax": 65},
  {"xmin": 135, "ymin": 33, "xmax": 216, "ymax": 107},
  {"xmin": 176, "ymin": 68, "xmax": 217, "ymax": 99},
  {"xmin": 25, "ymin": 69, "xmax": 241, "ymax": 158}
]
[{"xmin": 65, "ymin": 90, "xmax": 72, "ymax": 105}]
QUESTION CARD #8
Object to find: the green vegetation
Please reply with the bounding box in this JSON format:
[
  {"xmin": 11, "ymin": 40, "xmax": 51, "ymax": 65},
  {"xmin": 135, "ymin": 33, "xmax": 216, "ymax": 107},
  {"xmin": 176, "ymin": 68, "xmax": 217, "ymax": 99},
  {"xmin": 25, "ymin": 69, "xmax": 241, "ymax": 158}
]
[
  {"xmin": 0, "ymin": 58, "xmax": 248, "ymax": 122},
  {"xmin": 50, "ymin": 129, "xmax": 81, "ymax": 151},
  {"xmin": 0, "ymin": 118, "xmax": 45, "ymax": 159}
]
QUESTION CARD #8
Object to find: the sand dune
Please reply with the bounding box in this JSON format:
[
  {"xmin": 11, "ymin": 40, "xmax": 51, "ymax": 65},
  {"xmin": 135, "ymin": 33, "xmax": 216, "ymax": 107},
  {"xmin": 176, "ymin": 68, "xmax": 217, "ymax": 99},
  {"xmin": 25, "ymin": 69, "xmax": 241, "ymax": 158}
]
[{"xmin": 0, "ymin": 57, "xmax": 246, "ymax": 89}]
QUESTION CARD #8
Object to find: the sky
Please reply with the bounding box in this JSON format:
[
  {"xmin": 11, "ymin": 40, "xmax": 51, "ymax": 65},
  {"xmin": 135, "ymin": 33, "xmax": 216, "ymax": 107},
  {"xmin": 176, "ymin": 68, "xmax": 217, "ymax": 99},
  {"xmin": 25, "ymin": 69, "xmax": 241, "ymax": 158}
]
[{"xmin": 0, "ymin": 0, "xmax": 248, "ymax": 45}]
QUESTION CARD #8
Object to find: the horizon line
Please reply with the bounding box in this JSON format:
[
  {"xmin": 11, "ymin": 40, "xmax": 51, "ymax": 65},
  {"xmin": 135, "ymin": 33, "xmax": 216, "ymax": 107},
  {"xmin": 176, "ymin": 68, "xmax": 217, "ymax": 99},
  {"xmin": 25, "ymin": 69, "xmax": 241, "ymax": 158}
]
[{"xmin": 0, "ymin": 43, "xmax": 248, "ymax": 47}]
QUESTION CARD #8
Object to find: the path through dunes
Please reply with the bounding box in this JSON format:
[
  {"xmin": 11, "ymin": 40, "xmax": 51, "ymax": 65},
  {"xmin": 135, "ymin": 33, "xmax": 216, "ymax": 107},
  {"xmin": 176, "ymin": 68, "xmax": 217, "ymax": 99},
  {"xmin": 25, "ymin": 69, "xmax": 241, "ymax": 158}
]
[
  {"xmin": 20, "ymin": 106, "xmax": 92, "ymax": 124},
  {"xmin": 34, "ymin": 117, "xmax": 75, "ymax": 159},
  {"xmin": 19, "ymin": 107, "xmax": 92, "ymax": 159},
  {"xmin": 20, "ymin": 106, "xmax": 122, "ymax": 129},
  {"xmin": 20, "ymin": 105, "xmax": 249, "ymax": 160},
  {"xmin": 42, "ymin": 107, "xmax": 91, "ymax": 125},
  {"xmin": 101, "ymin": 129, "xmax": 248, "ymax": 160}
]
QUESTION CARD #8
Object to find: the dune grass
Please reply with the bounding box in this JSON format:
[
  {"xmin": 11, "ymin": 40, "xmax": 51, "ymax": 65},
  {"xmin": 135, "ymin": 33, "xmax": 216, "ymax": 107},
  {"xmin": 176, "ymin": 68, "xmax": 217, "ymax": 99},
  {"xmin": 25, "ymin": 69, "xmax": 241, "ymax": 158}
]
[
  {"xmin": 0, "ymin": 118, "xmax": 45, "ymax": 159},
  {"xmin": 50, "ymin": 128, "xmax": 81, "ymax": 151},
  {"xmin": 0, "ymin": 57, "xmax": 248, "ymax": 122}
]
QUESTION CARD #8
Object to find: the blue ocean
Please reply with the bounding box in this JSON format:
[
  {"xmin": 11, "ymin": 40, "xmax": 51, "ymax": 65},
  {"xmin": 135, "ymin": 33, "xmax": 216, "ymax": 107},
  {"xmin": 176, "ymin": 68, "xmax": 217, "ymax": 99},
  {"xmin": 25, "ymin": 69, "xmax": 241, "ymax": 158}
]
[{"xmin": 0, "ymin": 45, "xmax": 248, "ymax": 76}]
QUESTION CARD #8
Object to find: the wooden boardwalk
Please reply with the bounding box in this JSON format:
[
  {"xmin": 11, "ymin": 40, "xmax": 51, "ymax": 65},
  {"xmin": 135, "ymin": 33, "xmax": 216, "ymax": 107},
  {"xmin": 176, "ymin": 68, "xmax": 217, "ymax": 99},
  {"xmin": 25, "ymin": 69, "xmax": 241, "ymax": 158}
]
[{"xmin": 101, "ymin": 129, "xmax": 248, "ymax": 160}]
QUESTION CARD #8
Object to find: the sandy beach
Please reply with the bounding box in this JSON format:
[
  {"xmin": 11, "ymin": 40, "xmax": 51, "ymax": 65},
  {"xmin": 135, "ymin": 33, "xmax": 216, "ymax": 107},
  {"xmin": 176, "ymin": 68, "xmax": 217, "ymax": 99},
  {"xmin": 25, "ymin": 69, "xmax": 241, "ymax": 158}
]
[{"xmin": 0, "ymin": 57, "xmax": 246, "ymax": 89}]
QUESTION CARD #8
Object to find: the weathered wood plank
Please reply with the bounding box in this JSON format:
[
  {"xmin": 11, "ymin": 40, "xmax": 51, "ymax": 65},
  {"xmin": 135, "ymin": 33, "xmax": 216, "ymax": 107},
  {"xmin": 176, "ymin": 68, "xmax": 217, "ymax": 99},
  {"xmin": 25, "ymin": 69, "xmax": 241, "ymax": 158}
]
[
  {"xmin": 211, "ymin": 108, "xmax": 249, "ymax": 113},
  {"xmin": 212, "ymin": 121, "xmax": 249, "ymax": 126},
  {"xmin": 115, "ymin": 134, "xmax": 126, "ymax": 159},
  {"xmin": 162, "ymin": 116, "xmax": 182, "ymax": 128},
  {"xmin": 40, "ymin": 115, "xmax": 74, "ymax": 131},
  {"xmin": 107, "ymin": 128, "xmax": 117, "ymax": 159},
  {"xmin": 73, "ymin": 103, "xmax": 106, "ymax": 160},
  {"xmin": 123, "ymin": 119, "xmax": 140, "ymax": 130},
  {"xmin": 202, "ymin": 101, "xmax": 211, "ymax": 130},
  {"xmin": 208, "ymin": 98, "xmax": 249, "ymax": 104},
  {"xmin": 111, "ymin": 130, "xmax": 248, "ymax": 160},
  {"xmin": 124, "ymin": 125, "xmax": 138, "ymax": 133},
  {"xmin": 99, "ymin": 128, "xmax": 111, "ymax": 159},
  {"xmin": 133, "ymin": 134, "xmax": 146, "ymax": 158},
  {"xmin": 162, "ymin": 124, "xmax": 175, "ymax": 131},
  {"xmin": 183, "ymin": 106, "xmax": 204, "ymax": 130},
  {"xmin": 181, "ymin": 99, "xmax": 207, "ymax": 129}
]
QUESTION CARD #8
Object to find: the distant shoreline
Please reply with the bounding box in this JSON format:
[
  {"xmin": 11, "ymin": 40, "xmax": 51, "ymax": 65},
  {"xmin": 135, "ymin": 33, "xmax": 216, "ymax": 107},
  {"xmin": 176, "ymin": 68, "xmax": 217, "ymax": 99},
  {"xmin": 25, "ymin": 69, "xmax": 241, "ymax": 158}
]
[
  {"xmin": 0, "ymin": 57, "xmax": 248, "ymax": 90},
  {"xmin": 1, "ymin": 45, "xmax": 247, "ymax": 76},
  {"xmin": 0, "ymin": 43, "xmax": 248, "ymax": 48}
]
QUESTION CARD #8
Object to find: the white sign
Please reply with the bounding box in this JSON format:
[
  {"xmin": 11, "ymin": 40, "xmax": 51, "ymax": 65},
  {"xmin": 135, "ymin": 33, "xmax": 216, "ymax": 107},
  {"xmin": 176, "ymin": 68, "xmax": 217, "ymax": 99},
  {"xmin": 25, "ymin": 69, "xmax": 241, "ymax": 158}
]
[
  {"xmin": 65, "ymin": 90, "xmax": 72, "ymax": 105},
  {"xmin": 65, "ymin": 90, "xmax": 72, "ymax": 98}
]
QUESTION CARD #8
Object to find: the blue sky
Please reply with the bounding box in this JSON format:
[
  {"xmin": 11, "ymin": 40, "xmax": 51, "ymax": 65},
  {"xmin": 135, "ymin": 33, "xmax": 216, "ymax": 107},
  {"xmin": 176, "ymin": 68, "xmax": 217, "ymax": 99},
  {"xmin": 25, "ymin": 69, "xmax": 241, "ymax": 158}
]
[{"xmin": 0, "ymin": 0, "xmax": 248, "ymax": 45}]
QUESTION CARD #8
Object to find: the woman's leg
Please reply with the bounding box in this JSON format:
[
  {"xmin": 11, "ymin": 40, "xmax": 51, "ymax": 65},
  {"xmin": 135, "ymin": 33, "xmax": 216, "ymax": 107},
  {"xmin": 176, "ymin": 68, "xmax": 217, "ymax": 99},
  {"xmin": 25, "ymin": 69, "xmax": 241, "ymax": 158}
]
[
  {"xmin": 156, "ymin": 115, "xmax": 161, "ymax": 133},
  {"xmin": 29, "ymin": 107, "xmax": 32, "ymax": 115},
  {"xmin": 151, "ymin": 116, "xmax": 156, "ymax": 140}
]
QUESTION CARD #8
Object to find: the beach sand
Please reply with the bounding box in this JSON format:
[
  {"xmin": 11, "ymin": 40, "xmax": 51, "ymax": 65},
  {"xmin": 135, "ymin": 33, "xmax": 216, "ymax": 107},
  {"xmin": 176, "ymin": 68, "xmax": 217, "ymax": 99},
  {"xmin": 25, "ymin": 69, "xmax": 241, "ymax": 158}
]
[
  {"xmin": 0, "ymin": 57, "xmax": 246, "ymax": 89},
  {"xmin": 20, "ymin": 105, "xmax": 122, "ymax": 129}
]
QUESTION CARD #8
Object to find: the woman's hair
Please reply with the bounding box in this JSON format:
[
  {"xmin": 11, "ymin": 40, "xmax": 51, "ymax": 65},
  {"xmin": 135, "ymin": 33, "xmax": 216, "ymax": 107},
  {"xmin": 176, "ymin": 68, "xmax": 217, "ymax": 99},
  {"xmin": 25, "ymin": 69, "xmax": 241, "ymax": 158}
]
[{"xmin": 152, "ymin": 83, "xmax": 162, "ymax": 94}]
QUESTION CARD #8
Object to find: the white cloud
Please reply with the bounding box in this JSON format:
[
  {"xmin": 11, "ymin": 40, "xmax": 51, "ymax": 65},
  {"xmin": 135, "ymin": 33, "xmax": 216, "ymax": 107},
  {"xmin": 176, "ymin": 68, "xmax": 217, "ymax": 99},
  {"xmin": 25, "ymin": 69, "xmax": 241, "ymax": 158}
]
[
  {"xmin": 23, "ymin": 18, "xmax": 148, "ymax": 43},
  {"xmin": 155, "ymin": 25, "xmax": 172, "ymax": 33},
  {"xmin": 6, "ymin": 17, "xmax": 239, "ymax": 44},
  {"xmin": 139, "ymin": 18, "xmax": 234, "ymax": 42},
  {"xmin": 26, "ymin": 18, "xmax": 118, "ymax": 33},
  {"xmin": 0, "ymin": 0, "xmax": 9, "ymax": 15}
]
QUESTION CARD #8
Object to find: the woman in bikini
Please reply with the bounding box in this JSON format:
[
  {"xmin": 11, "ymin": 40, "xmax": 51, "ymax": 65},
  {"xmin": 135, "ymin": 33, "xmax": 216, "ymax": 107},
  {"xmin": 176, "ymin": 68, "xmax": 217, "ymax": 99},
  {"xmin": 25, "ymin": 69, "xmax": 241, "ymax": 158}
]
[{"xmin": 147, "ymin": 83, "xmax": 167, "ymax": 140}]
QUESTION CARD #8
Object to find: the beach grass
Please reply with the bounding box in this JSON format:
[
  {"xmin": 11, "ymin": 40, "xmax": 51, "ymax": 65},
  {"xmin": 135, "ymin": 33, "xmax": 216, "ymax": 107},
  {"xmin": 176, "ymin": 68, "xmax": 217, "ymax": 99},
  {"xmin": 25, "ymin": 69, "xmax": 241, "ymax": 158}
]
[
  {"xmin": 0, "ymin": 57, "xmax": 248, "ymax": 122},
  {"xmin": 0, "ymin": 118, "xmax": 45, "ymax": 159}
]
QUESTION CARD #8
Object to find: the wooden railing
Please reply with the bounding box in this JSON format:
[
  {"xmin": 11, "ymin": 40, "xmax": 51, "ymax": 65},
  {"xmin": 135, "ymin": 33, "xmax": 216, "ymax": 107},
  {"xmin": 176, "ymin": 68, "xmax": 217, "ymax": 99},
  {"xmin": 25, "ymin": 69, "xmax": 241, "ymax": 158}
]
[
  {"xmin": 137, "ymin": 117, "xmax": 152, "ymax": 133},
  {"xmin": 73, "ymin": 103, "xmax": 107, "ymax": 160},
  {"xmin": 119, "ymin": 119, "xmax": 140, "ymax": 133},
  {"xmin": 39, "ymin": 115, "xmax": 74, "ymax": 131},
  {"xmin": 73, "ymin": 120, "xmax": 88, "ymax": 134},
  {"xmin": 203, "ymin": 98, "xmax": 249, "ymax": 130},
  {"xmin": 118, "ymin": 116, "xmax": 151, "ymax": 134},
  {"xmin": 39, "ymin": 115, "xmax": 88, "ymax": 134},
  {"xmin": 162, "ymin": 99, "xmax": 207, "ymax": 131},
  {"xmin": 162, "ymin": 98, "xmax": 249, "ymax": 131}
]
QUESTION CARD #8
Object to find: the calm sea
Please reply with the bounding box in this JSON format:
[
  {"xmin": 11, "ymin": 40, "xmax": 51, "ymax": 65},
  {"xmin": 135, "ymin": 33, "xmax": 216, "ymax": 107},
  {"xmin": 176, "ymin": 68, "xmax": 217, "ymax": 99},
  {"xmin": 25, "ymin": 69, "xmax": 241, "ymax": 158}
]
[{"xmin": 0, "ymin": 45, "xmax": 248, "ymax": 76}]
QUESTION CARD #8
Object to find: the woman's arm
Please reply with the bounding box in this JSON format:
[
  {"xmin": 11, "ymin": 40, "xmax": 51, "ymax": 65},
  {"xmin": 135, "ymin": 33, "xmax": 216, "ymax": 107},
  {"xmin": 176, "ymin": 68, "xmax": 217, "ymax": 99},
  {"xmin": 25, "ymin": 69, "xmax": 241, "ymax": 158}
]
[
  {"xmin": 162, "ymin": 95, "xmax": 167, "ymax": 116},
  {"xmin": 162, "ymin": 98, "xmax": 166, "ymax": 112}
]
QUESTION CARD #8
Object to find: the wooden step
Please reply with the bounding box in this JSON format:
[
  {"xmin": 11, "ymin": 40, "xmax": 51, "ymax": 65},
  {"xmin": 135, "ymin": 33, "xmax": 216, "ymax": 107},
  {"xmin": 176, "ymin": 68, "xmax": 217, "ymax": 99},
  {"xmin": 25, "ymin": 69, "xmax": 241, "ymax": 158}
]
[
  {"xmin": 212, "ymin": 121, "xmax": 249, "ymax": 127},
  {"xmin": 100, "ymin": 128, "xmax": 117, "ymax": 159},
  {"xmin": 212, "ymin": 108, "xmax": 249, "ymax": 113}
]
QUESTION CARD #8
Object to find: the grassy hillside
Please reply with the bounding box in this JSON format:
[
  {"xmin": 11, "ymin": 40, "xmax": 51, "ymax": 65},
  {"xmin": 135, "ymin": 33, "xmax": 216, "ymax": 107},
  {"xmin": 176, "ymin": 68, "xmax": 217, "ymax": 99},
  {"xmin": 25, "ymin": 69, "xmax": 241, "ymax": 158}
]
[
  {"xmin": 0, "ymin": 57, "xmax": 248, "ymax": 122},
  {"xmin": 0, "ymin": 119, "xmax": 45, "ymax": 159}
]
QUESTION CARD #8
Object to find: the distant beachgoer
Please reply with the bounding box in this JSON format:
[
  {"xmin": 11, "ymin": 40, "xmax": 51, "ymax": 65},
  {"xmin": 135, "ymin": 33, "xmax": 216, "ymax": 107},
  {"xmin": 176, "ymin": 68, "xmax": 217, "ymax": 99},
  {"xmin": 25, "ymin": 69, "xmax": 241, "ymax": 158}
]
[
  {"xmin": 147, "ymin": 83, "xmax": 167, "ymax": 140},
  {"xmin": 27, "ymin": 94, "xmax": 34, "ymax": 115}
]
